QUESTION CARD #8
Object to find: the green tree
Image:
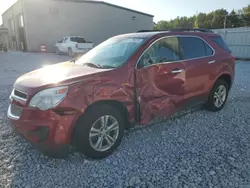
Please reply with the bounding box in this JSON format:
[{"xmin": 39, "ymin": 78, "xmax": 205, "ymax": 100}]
[
  {"xmin": 154, "ymin": 4, "xmax": 250, "ymax": 30},
  {"xmin": 227, "ymin": 10, "xmax": 242, "ymax": 28},
  {"xmin": 205, "ymin": 12, "xmax": 213, "ymax": 28},
  {"xmin": 178, "ymin": 16, "xmax": 194, "ymax": 28},
  {"xmin": 242, "ymin": 5, "xmax": 250, "ymax": 26},
  {"xmin": 211, "ymin": 9, "xmax": 228, "ymax": 29},
  {"xmin": 188, "ymin": 16, "xmax": 196, "ymax": 28},
  {"xmin": 195, "ymin": 13, "xmax": 207, "ymax": 28},
  {"xmin": 153, "ymin": 20, "xmax": 171, "ymax": 30}
]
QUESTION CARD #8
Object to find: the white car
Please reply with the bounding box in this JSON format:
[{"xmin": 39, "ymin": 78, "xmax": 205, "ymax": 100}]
[{"xmin": 55, "ymin": 36, "xmax": 94, "ymax": 57}]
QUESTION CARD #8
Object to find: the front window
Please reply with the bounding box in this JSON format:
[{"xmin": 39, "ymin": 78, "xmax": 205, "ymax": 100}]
[
  {"xmin": 76, "ymin": 37, "xmax": 146, "ymax": 69},
  {"xmin": 137, "ymin": 37, "xmax": 180, "ymax": 68}
]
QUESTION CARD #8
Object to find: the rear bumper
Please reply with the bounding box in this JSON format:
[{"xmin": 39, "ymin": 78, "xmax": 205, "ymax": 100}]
[
  {"xmin": 7, "ymin": 104, "xmax": 78, "ymax": 157},
  {"xmin": 73, "ymin": 48, "xmax": 90, "ymax": 54}
]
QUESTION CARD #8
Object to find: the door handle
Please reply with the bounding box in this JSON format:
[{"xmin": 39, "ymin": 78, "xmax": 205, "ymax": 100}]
[
  {"xmin": 208, "ymin": 60, "xmax": 216, "ymax": 64},
  {"xmin": 172, "ymin": 69, "xmax": 184, "ymax": 74}
]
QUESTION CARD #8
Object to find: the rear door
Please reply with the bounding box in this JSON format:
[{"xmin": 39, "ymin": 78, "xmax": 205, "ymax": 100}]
[
  {"xmin": 178, "ymin": 36, "xmax": 216, "ymax": 105},
  {"xmin": 136, "ymin": 36, "xmax": 186, "ymax": 124}
]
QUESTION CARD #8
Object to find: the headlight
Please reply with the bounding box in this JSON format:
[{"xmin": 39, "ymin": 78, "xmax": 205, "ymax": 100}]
[{"xmin": 29, "ymin": 86, "xmax": 68, "ymax": 111}]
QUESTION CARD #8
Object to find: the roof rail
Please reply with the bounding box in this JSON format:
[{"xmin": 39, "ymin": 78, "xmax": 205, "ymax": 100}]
[
  {"xmin": 136, "ymin": 30, "xmax": 169, "ymax": 33},
  {"xmin": 170, "ymin": 28, "xmax": 214, "ymax": 33},
  {"xmin": 136, "ymin": 28, "xmax": 213, "ymax": 33}
]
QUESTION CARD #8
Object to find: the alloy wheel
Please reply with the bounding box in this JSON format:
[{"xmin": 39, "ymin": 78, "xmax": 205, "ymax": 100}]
[
  {"xmin": 214, "ymin": 85, "xmax": 227, "ymax": 108},
  {"xmin": 89, "ymin": 115, "xmax": 119, "ymax": 152}
]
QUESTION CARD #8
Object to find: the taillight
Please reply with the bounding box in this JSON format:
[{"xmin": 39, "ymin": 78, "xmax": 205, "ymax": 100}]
[
  {"xmin": 232, "ymin": 56, "xmax": 236, "ymax": 62},
  {"xmin": 75, "ymin": 43, "xmax": 78, "ymax": 49},
  {"xmin": 232, "ymin": 56, "xmax": 236, "ymax": 70}
]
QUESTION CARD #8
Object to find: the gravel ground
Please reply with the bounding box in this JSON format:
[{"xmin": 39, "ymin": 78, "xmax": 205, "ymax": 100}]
[{"xmin": 0, "ymin": 52, "xmax": 250, "ymax": 188}]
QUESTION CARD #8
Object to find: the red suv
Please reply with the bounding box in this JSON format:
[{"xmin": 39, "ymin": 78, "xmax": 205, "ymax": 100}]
[{"xmin": 7, "ymin": 29, "xmax": 235, "ymax": 159}]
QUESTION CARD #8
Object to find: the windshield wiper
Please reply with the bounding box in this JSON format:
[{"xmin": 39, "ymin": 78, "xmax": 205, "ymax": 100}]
[
  {"xmin": 83, "ymin": 63, "xmax": 102, "ymax": 68},
  {"xmin": 101, "ymin": 65, "xmax": 116, "ymax": 69}
]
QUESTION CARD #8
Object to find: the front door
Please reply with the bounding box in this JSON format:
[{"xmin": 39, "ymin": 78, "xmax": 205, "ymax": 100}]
[
  {"xmin": 61, "ymin": 37, "xmax": 69, "ymax": 53},
  {"xmin": 136, "ymin": 36, "xmax": 186, "ymax": 124},
  {"xmin": 57, "ymin": 38, "xmax": 64, "ymax": 52}
]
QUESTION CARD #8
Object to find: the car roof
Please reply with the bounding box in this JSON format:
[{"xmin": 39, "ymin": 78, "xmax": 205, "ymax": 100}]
[
  {"xmin": 116, "ymin": 29, "xmax": 220, "ymax": 39},
  {"xmin": 116, "ymin": 31, "xmax": 168, "ymax": 39},
  {"xmin": 64, "ymin": 36, "xmax": 85, "ymax": 38}
]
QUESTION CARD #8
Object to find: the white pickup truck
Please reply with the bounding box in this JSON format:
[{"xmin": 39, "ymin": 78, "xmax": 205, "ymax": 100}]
[{"xmin": 55, "ymin": 36, "xmax": 94, "ymax": 57}]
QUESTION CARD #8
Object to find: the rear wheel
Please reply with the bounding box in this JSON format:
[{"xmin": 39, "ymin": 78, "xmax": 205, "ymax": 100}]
[
  {"xmin": 205, "ymin": 79, "xmax": 229, "ymax": 112},
  {"xmin": 73, "ymin": 105, "xmax": 124, "ymax": 159},
  {"xmin": 68, "ymin": 48, "xmax": 73, "ymax": 57}
]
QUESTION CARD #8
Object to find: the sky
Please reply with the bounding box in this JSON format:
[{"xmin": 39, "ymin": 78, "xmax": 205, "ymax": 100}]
[{"xmin": 0, "ymin": 0, "xmax": 249, "ymax": 25}]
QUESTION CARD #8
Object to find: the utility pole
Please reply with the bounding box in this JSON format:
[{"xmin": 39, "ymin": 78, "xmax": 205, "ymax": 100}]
[{"xmin": 224, "ymin": 15, "xmax": 227, "ymax": 31}]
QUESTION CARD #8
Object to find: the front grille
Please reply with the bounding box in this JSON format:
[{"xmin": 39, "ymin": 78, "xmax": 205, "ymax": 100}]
[
  {"xmin": 10, "ymin": 104, "xmax": 23, "ymax": 117},
  {"xmin": 14, "ymin": 89, "xmax": 27, "ymax": 99}
]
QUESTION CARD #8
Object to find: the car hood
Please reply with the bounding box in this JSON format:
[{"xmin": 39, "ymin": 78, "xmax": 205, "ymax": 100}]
[{"xmin": 14, "ymin": 61, "xmax": 110, "ymax": 93}]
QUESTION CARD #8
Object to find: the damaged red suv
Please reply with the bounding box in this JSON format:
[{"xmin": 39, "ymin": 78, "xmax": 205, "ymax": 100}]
[{"xmin": 8, "ymin": 29, "xmax": 235, "ymax": 159}]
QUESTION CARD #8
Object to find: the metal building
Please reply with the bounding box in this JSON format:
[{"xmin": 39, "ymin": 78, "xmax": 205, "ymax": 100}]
[
  {"xmin": 0, "ymin": 28, "xmax": 9, "ymax": 50},
  {"xmin": 1, "ymin": 0, "xmax": 154, "ymax": 52}
]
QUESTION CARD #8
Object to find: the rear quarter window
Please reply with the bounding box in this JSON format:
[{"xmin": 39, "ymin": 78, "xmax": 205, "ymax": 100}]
[
  {"xmin": 204, "ymin": 42, "xmax": 214, "ymax": 56},
  {"xmin": 70, "ymin": 37, "xmax": 86, "ymax": 43},
  {"xmin": 211, "ymin": 36, "xmax": 231, "ymax": 53}
]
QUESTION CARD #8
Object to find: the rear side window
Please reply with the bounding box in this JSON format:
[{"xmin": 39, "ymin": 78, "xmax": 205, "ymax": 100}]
[
  {"xmin": 70, "ymin": 37, "xmax": 86, "ymax": 43},
  {"xmin": 179, "ymin": 37, "xmax": 208, "ymax": 59},
  {"xmin": 211, "ymin": 36, "xmax": 231, "ymax": 53},
  {"xmin": 204, "ymin": 43, "xmax": 214, "ymax": 56}
]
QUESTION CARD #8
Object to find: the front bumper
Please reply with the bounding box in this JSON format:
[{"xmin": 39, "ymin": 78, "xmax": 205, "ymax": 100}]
[{"xmin": 7, "ymin": 103, "xmax": 78, "ymax": 157}]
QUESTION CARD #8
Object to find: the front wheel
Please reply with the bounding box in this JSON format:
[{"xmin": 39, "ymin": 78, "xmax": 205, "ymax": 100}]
[
  {"xmin": 55, "ymin": 47, "xmax": 60, "ymax": 55},
  {"xmin": 73, "ymin": 105, "xmax": 124, "ymax": 159},
  {"xmin": 205, "ymin": 79, "xmax": 229, "ymax": 112}
]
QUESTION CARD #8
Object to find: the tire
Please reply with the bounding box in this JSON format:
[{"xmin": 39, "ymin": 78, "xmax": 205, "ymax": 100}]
[
  {"xmin": 56, "ymin": 47, "xmax": 60, "ymax": 55},
  {"xmin": 68, "ymin": 48, "xmax": 73, "ymax": 57},
  {"xmin": 73, "ymin": 105, "xmax": 125, "ymax": 159},
  {"xmin": 205, "ymin": 79, "xmax": 229, "ymax": 112}
]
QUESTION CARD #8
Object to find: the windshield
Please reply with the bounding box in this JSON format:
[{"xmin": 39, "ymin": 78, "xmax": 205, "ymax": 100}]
[{"xmin": 75, "ymin": 37, "xmax": 146, "ymax": 69}]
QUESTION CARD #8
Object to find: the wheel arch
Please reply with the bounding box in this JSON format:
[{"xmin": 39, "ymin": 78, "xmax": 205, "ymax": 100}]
[
  {"xmin": 216, "ymin": 73, "xmax": 232, "ymax": 90},
  {"xmin": 80, "ymin": 100, "xmax": 130, "ymax": 130}
]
